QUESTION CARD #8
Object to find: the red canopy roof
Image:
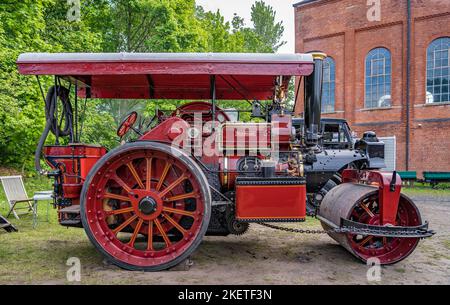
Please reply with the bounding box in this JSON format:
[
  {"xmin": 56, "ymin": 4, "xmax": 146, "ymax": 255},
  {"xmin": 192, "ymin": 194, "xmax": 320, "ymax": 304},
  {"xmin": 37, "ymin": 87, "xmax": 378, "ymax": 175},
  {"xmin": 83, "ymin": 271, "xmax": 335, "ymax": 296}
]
[{"xmin": 17, "ymin": 53, "xmax": 314, "ymax": 100}]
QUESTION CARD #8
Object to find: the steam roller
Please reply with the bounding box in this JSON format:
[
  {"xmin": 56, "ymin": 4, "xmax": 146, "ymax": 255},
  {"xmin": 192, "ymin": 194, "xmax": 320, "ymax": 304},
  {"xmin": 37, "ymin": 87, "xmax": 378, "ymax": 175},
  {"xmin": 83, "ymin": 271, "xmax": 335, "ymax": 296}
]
[{"xmin": 18, "ymin": 51, "xmax": 435, "ymax": 271}]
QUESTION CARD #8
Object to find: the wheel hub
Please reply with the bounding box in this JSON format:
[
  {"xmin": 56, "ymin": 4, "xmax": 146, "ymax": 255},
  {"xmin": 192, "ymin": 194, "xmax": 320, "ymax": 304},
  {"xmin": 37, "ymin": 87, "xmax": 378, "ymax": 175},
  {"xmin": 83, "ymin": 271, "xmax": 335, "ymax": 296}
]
[
  {"xmin": 128, "ymin": 189, "xmax": 164, "ymax": 221},
  {"xmin": 138, "ymin": 196, "xmax": 157, "ymax": 215}
]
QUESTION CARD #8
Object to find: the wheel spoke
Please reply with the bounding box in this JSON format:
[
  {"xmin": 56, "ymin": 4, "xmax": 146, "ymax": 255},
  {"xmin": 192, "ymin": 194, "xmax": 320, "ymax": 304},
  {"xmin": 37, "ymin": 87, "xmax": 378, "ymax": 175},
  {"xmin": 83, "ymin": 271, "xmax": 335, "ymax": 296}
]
[
  {"xmin": 112, "ymin": 214, "xmax": 138, "ymax": 235},
  {"xmin": 147, "ymin": 220, "xmax": 153, "ymax": 250},
  {"xmin": 156, "ymin": 161, "xmax": 171, "ymax": 191},
  {"xmin": 146, "ymin": 157, "xmax": 152, "ymax": 191},
  {"xmin": 103, "ymin": 192, "xmax": 130, "ymax": 202},
  {"xmin": 359, "ymin": 203, "xmax": 375, "ymax": 218},
  {"xmin": 105, "ymin": 206, "xmax": 134, "ymax": 216},
  {"xmin": 359, "ymin": 235, "xmax": 373, "ymax": 247},
  {"xmin": 163, "ymin": 206, "xmax": 196, "ymax": 218},
  {"xmin": 164, "ymin": 192, "xmax": 196, "ymax": 202},
  {"xmin": 159, "ymin": 174, "xmax": 188, "ymax": 198},
  {"xmin": 128, "ymin": 218, "xmax": 143, "ymax": 247},
  {"xmin": 154, "ymin": 218, "xmax": 171, "ymax": 247},
  {"xmin": 126, "ymin": 162, "xmax": 144, "ymax": 189},
  {"xmin": 112, "ymin": 174, "xmax": 132, "ymax": 193},
  {"xmin": 163, "ymin": 213, "xmax": 187, "ymax": 235}
]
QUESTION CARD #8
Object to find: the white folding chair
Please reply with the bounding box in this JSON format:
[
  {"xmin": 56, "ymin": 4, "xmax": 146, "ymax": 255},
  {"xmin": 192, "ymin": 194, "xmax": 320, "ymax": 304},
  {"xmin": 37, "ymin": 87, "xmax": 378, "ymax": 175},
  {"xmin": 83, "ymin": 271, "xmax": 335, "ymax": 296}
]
[
  {"xmin": 0, "ymin": 176, "xmax": 36, "ymax": 219},
  {"xmin": 0, "ymin": 175, "xmax": 35, "ymax": 220}
]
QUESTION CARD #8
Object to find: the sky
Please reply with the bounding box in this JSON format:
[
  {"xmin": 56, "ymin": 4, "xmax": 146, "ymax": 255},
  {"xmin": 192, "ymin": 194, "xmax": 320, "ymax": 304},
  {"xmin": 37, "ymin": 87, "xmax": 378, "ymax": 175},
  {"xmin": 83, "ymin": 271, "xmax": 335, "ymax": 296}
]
[{"xmin": 196, "ymin": 0, "xmax": 300, "ymax": 53}]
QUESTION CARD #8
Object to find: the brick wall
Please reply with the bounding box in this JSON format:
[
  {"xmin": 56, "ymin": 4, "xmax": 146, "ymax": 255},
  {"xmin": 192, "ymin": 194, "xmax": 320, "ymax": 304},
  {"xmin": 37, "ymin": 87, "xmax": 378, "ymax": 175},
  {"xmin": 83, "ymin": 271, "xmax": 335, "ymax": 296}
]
[{"xmin": 294, "ymin": 0, "xmax": 450, "ymax": 176}]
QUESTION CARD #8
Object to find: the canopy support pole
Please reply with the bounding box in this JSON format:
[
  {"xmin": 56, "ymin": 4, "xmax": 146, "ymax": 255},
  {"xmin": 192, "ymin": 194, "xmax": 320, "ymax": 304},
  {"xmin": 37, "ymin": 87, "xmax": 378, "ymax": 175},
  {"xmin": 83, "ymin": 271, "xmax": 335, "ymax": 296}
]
[
  {"xmin": 74, "ymin": 83, "xmax": 78, "ymax": 143},
  {"xmin": 35, "ymin": 76, "xmax": 46, "ymax": 103},
  {"xmin": 210, "ymin": 75, "xmax": 216, "ymax": 130},
  {"xmin": 293, "ymin": 76, "xmax": 303, "ymax": 115},
  {"xmin": 54, "ymin": 76, "xmax": 60, "ymax": 145}
]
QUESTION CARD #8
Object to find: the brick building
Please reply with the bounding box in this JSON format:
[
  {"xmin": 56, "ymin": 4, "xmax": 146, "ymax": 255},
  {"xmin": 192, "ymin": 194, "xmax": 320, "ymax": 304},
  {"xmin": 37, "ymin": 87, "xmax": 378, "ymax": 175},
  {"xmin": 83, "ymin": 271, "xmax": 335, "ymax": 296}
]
[{"xmin": 293, "ymin": 0, "xmax": 450, "ymax": 175}]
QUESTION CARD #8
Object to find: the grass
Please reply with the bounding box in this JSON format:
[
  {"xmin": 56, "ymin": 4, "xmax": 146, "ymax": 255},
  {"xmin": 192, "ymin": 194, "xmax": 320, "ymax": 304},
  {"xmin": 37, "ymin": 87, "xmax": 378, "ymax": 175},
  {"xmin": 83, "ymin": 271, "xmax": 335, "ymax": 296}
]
[
  {"xmin": 0, "ymin": 174, "xmax": 102, "ymax": 284},
  {"xmin": 402, "ymin": 182, "xmax": 450, "ymax": 197}
]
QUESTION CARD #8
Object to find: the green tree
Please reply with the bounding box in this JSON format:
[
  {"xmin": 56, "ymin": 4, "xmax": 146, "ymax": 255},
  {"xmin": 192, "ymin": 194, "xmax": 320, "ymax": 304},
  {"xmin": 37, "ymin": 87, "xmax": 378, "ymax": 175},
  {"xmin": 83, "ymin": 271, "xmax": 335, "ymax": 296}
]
[
  {"xmin": 0, "ymin": 0, "xmax": 109, "ymax": 169},
  {"xmin": 101, "ymin": 0, "xmax": 206, "ymax": 53},
  {"xmin": 244, "ymin": 1, "xmax": 286, "ymax": 53},
  {"xmin": 43, "ymin": 0, "xmax": 106, "ymax": 52},
  {"xmin": 0, "ymin": 0, "xmax": 52, "ymax": 169}
]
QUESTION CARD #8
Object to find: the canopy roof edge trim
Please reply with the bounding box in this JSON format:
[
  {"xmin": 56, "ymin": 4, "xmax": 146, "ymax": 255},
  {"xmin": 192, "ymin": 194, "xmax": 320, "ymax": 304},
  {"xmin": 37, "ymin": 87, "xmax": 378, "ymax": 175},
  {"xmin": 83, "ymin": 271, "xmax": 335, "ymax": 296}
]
[
  {"xmin": 17, "ymin": 52, "xmax": 313, "ymax": 64},
  {"xmin": 17, "ymin": 53, "xmax": 314, "ymax": 100}
]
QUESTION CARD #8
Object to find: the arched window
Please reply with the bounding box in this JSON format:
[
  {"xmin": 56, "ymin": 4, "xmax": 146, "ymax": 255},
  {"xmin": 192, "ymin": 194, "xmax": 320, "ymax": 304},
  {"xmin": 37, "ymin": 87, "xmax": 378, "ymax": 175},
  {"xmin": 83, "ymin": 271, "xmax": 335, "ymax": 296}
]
[
  {"xmin": 365, "ymin": 48, "xmax": 391, "ymax": 108},
  {"xmin": 321, "ymin": 57, "xmax": 335, "ymax": 113},
  {"xmin": 426, "ymin": 37, "xmax": 450, "ymax": 103}
]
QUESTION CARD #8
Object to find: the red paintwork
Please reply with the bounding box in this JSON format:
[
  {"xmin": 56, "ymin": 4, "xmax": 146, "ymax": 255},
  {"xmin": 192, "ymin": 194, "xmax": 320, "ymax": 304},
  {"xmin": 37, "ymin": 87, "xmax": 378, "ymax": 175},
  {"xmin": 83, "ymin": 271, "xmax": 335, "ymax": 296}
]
[
  {"xmin": 43, "ymin": 144, "xmax": 107, "ymax": 199},
  {"xmin": 171, "ymin": 101, "xmax": 230, "ymax": 125},
  {"xmin": 342, "ymin": 169, "xmax": 402, "ymax": 225},
  {"xmin": 139, "ymin": 117, "xmax": 189, "ymax": 144},
  {"xmin": 220, "ymin": 123, "xmax": 271, "ymax": 152},
  {"xmin": 75, "ymin": 75, "xmax": 294, "ymax": 100},
  {"xmin": 271, "ymin": 114, "xmax": 292, "ymax": 147},
  {"xmin": 17, "ymin": 60, "xmax": 313, "ymax": 76},
  {"xmin": 219, "ymin": 115, "xmax": 292, "ymax": 152},
  {"xmin": 236, "ymin": 184, "xmax": 306, "ymax": 220}
]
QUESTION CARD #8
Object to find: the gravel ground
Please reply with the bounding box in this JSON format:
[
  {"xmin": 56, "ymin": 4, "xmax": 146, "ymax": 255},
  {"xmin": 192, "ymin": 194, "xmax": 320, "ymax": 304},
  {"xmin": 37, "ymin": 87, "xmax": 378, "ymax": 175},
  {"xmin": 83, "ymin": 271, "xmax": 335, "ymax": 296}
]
[{"xmin": 71, "ymin": 194, "xmax": 450, "ymax": 285}]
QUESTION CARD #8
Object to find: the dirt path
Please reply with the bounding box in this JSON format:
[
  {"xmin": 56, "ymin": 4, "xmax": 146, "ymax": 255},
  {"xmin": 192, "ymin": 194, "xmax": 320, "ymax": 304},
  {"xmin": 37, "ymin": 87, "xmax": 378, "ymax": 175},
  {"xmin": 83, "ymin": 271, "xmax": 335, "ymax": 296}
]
[{"xmin": 69, "ymin": 194, "xmax": 450, "ymax": 285}]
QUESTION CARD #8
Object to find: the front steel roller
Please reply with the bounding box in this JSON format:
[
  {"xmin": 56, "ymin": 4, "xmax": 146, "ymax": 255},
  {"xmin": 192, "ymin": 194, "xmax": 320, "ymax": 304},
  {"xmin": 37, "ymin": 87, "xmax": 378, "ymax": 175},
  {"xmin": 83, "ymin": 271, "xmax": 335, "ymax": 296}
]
[
  {"xmin": 80, "ymin": 141, "xmax": 211, "ymax": 271},
  {"xmin": 318, "ymin": 183, "xmax": 421, "ymax": 265}
]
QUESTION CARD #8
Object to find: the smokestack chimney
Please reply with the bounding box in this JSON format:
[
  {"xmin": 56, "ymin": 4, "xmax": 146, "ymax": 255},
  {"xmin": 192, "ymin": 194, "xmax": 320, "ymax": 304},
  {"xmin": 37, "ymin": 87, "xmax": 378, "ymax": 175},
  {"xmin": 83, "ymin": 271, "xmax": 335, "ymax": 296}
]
[{"xmin": 304, "ymin": 52, "xmax": 326, "ymax": 146}]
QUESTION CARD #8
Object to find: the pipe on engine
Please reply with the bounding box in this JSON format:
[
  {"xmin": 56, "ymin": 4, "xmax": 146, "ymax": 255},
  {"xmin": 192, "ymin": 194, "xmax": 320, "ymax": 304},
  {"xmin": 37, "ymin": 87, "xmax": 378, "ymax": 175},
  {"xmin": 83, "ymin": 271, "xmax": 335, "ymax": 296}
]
[
  {"xmin": 35, "ymin": 85, "xmax": 73, "ymax": 174},
  {"xmin": 318, "ymin": 183, "xmax": 422, "ymax": 265},
  {"xmin": 304, "ymin": 52, "xmax": 326, "ymax": 146}
]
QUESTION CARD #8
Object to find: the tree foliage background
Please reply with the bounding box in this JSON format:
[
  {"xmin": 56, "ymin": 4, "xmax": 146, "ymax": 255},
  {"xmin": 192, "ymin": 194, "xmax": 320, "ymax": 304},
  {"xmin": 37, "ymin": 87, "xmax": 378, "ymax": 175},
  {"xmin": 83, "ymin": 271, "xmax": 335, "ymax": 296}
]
[{"xmin": 0, "ymin": 0, "xmax": 286, "ymax": 171}]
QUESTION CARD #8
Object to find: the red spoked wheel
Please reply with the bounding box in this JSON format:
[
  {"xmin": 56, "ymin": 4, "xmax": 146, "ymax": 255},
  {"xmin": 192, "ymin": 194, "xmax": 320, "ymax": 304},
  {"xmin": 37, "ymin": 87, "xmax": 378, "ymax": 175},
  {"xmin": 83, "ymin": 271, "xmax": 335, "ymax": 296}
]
[
  {"xmin": 319, "ymin": 184, "xmax": 422, "ymax": 265},
  {"xmin": 80, "ymin": 141, "xmax": 211, "ymax": 271},
  {"xmin": 345, "ymin": 192, "xmax": 421, "ymax": 264}
]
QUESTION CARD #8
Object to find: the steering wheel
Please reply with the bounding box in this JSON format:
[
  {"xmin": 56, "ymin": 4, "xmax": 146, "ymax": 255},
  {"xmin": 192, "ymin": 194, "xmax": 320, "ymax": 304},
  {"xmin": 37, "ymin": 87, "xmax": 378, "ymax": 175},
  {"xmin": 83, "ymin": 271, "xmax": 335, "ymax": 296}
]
[{"xmin": 117, "ymin": 111, "xmax": 138, "ymax": 138}]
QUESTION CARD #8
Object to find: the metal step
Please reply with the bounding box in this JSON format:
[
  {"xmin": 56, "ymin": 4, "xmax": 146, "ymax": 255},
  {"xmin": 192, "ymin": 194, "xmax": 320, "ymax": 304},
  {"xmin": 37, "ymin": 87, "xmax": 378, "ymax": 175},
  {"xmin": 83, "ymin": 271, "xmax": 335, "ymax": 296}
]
[
  {"xmin": 59, "ymin": 219, "xmax": 82, "ymax": 227},
  {"xmin": 59, "ymin": 205, "xmax": 81, "ymax": 214},
  {"xmin": 59, "ymin": 205, "xmax": 82, "ymax": 228}
]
